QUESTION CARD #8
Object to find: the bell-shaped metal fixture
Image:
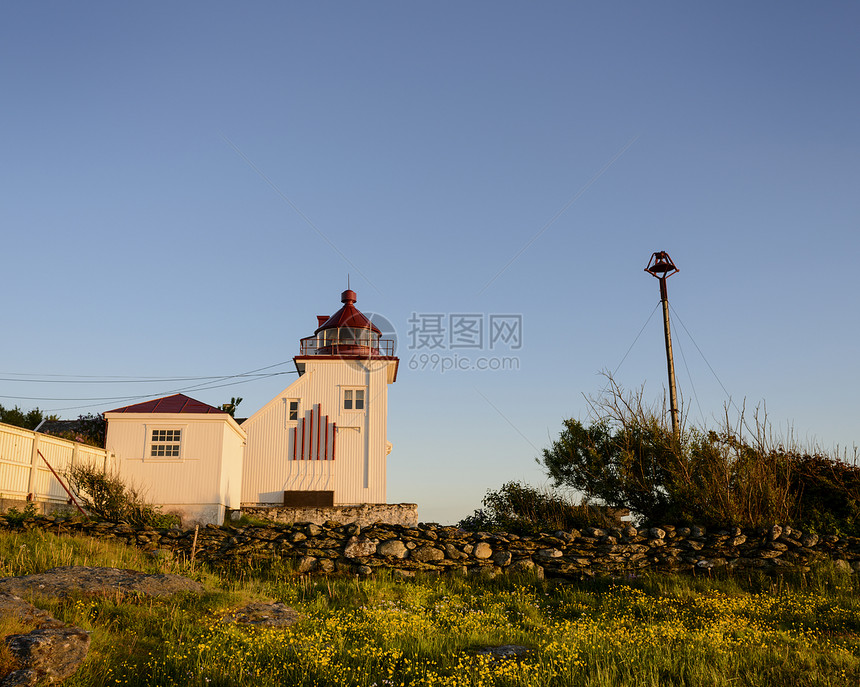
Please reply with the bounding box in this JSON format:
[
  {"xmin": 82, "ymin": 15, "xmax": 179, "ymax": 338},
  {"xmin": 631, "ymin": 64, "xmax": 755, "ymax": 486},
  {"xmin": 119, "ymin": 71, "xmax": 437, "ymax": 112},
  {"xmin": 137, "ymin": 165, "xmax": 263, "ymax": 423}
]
[{"xmin": 645, "ymin": 251, "xmax": 679, "ymax": 278}]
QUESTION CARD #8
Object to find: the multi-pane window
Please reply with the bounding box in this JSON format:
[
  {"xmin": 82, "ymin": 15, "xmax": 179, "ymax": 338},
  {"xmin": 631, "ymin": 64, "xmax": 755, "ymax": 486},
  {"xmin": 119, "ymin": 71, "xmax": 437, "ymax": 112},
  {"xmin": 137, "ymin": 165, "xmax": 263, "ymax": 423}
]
[
  {"xmin": 343, "ymin": 388, "xmax": 365, "ymax": 410},
  {"xmin": 150, "ymin": 429, "xmax": 181, "ymax": 457},
  {"xmin": 288, "ymin": 399, "xmax": 299, "ymax": 421}
]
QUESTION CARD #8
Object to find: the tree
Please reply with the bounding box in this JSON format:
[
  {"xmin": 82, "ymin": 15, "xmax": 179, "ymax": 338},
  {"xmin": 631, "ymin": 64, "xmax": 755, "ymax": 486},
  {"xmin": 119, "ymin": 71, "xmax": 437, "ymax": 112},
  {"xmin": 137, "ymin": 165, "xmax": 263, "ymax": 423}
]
[
  {"xmin": 540, "ymin": 422, "xmax": 690, "ymax": 525},
  {"xmin": 220, "ymin": 397, "xmax": 243, "ymax": 417},
  {"xmin": 0, "ymin": 404, "xmax": 57, "ymax": 430},
  {"xmin": 539, "ymin": 378, "xmax": 795, "ymax": 528}
]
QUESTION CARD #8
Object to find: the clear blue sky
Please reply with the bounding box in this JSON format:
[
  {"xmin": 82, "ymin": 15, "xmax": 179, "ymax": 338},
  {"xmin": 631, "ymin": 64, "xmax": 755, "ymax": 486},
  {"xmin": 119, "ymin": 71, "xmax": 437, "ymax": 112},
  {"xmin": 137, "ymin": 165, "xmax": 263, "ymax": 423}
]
[{"xmin": 3, "ymin": 2, "xmax": 858, "ymax": 523}]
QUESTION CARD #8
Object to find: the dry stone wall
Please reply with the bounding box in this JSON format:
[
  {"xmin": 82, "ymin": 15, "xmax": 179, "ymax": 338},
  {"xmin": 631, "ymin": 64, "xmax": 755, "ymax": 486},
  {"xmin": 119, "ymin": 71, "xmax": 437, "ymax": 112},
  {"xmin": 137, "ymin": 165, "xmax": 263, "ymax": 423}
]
[{"xmin": 2, "ymin": 516, "xmax": 859, "ymax": 579}]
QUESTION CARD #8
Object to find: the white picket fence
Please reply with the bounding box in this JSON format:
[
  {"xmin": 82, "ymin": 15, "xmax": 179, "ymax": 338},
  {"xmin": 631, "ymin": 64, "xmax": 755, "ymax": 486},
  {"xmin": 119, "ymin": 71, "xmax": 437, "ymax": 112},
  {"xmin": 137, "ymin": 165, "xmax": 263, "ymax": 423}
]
[{"xmin": 0, "ymin": 421, "xmax": 114, "ymax": 506}]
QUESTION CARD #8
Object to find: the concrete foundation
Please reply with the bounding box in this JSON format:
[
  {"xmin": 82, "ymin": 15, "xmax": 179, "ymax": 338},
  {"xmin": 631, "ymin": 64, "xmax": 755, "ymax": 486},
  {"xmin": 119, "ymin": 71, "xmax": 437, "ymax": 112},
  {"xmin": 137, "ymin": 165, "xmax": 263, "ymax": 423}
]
[
  {"xmin": 0, "ymin": 497, "xmax": 76, "ymax": 518},
  {"xmin": 239, "ymin": 503, "xmax": 419, "ymax": 527}
]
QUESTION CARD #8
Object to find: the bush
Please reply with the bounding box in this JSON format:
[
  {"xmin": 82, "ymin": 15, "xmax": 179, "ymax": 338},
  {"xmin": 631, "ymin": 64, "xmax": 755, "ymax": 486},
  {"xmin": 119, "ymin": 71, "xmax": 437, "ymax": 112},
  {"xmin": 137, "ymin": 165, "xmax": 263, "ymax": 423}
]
[
  {"xmin": 4, "ymin": 502, "xmax": 38, "ymax": 525},
  {"xmin": 791, "ymin": 450, "xmax": 860, "ymax": 535},
  {"xmin": 539, "ymin": 377, "xmax": 859, "ymax": 533},
  {"xmin": 55, "ymin": 413, "xmax": 106, "ymax": 448},
  {"xmin": 458, "ymin": 481, "xmax": 624, "ymax": 534},
  {"xmin": 65, "ymin": 464, "xmax": 179, "ymax": 528},
  {"xmin": 536, "ymin": 378, "xmax": 782, "ymax": 527}
]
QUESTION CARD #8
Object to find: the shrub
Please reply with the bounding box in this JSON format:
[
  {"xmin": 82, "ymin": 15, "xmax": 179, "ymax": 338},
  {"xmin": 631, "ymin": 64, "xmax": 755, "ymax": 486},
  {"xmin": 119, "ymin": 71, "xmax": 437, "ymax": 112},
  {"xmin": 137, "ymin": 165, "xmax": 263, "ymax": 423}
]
[
  {"xmin": 4, "ymin": 501, "xmax": 38, "ymax": 525},
  {"xmin": 55, "ymin": 413, "xmax": 106, "ymax": 448},
  {"xmin": 458, "ymin": 481, "xmax": 624, "ymax": 534},
  {"xmin": 65, "ymin": 463, "xmax": 179, "ymax": 528},
  {"xmin": 539, "ymin": 377, "xmax": 858, "ymax": 532},
  {"xmin": 791, "ymin": 450, "xmax": 860, "ymax": 535}
]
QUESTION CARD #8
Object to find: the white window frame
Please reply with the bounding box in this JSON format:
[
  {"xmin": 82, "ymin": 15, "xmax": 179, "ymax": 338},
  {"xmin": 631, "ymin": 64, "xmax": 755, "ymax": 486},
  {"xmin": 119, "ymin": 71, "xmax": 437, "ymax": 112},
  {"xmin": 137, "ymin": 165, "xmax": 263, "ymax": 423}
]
[
  {"xmin": 284, "ymin": 398, "xmax": 300, "ymax": 425},
  {"xmin": 342, "ymin": 387, "xmax": 366, "ymax": 411},
  {"xmin": 144, "ymin": 425, "xmax": 186, "ymax": 461}
]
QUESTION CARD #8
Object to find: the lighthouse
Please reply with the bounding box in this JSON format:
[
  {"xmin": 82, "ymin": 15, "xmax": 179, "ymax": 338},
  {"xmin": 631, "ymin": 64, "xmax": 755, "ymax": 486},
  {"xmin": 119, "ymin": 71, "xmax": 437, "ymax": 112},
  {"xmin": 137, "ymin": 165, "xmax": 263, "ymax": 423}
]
[{"xmin": 240, "ymin": 290, "xmax": 399, "ymax": 507}]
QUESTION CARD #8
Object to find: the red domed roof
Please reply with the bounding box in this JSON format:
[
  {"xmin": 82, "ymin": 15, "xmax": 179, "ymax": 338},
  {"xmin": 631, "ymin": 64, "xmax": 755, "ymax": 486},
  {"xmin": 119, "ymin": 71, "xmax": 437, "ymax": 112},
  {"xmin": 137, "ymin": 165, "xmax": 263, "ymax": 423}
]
[{"xmin": 314, "ymin": 290, "xmax": 382, "ymax": 335}]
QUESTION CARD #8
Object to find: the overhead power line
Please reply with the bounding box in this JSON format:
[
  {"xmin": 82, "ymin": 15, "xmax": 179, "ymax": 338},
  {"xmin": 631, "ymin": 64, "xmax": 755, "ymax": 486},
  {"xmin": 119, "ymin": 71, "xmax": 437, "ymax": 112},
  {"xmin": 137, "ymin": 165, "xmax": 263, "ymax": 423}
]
[
  {"xmin": 0, "ymin": 373, "xmax": 279, "ymax": 384},
  {"xmin": 0, "ymin": 372, "xmax": 293, "ymax": 402},
  {"xmin": 0, "ymin": 359, "xmax": 299, "ymax": 413},
  {"xmin": 0, "ymin": 359, "xmax": 294, "ymax": 383}
]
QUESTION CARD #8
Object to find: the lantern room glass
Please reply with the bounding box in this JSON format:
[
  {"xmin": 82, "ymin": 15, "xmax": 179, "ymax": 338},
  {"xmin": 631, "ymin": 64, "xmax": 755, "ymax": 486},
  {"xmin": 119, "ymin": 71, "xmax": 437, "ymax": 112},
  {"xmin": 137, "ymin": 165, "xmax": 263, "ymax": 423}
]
[{"xmin": 319, "ymin": 327, "xmax": 380, "ymax": 349}]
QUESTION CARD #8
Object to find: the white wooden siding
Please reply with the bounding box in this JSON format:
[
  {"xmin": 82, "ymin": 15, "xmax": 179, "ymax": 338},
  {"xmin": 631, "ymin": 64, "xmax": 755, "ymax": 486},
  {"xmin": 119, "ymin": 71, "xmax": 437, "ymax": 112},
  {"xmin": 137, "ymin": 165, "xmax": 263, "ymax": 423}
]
[
  {"xmin": 241, "ymin": 358, "xmax": 394, "ymax": 505},
  {"xmin": 106, "ymin": 414, "xmax": 245, "ymax": 506},
  {"xmin": 219, "ymin": 421, "xmax": 245, "ymax": 510}
]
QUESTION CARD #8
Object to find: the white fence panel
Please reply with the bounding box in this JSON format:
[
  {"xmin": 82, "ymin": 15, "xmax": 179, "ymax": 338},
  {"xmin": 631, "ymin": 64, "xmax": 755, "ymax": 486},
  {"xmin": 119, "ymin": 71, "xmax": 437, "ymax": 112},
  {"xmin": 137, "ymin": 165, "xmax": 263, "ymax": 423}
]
[
  {"xmin": 36, "ymin": 437, "xmax": 75, "ymax": 500},
  {"xmin": 0, "ymin": 424, "xmax": 33, "ymax": 465},
  {"xmin": 0, "ymin": 462, "xmax": 30, "ymax": 496},
  {"xmin": 0, "ymin": 421, "xmax": 114, "ymax": 505}
]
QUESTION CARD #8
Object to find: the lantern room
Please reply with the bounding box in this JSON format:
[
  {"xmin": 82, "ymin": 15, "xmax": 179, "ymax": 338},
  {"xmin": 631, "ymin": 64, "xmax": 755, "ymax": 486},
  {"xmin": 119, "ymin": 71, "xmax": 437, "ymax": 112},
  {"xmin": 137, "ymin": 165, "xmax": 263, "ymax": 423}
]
[{"xmin": 299, "ymin": 289, "xmax": 395, "ymax": 357}]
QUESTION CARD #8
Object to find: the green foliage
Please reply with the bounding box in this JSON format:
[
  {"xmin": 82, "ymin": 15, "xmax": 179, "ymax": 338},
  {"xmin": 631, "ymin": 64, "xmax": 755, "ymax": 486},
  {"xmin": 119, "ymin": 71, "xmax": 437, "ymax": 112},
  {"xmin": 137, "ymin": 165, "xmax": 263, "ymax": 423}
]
[
  {"xmin": 540, "ymin": 415, "xmax": 680, "ymax": 524},
  {"xmin": 0, "ymin": 406, "xmax": 104, "ymax": 447},
  {"xmin": 792, "ymin": 451, "xmax": 860, "ymax": 536},
  {"xmin": 459, "ymin": 481, "xmax": 623, "ymax": 534},
  {"xmin": 541, "ymin": 412, "xmax": 796, "ymax": 528},
  {"xmin": 676, "ymin": 426, "xmax": 794, "ymax": 529},
  {"xmin": 53, "ymin": 413, "xmax": 107, "ymax": 448},
  {"xmin": 539, "ymin": 378, "xmax": 859, "ymax": 533},
  {"xmin": 220, "ymin": 397, "xmax": 243, "ymax": 417},
  {"xmin": 3, "ymin": 501, "xmax": 38, "ymax": 525},
  {"xmin": 64, "ymin": 463, "xmax": 179, "ymax": 528},
  {"xmin": 71, "ymin": 413, "xmax": 106, "ymax": 447},
  {"xmin": 0, "ymin": 404, "xmax": 56, "ymax": 430}
]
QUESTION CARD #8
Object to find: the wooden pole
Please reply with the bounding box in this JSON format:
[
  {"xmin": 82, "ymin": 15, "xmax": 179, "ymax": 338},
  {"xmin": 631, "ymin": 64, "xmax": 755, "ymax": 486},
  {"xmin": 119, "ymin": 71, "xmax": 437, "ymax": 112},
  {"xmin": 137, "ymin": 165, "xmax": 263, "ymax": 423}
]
[
  {"xmin": 190, "ymin": 524, "xmax": 200, "ymax": 568},
  {"xmin": 37, "ymin": 450, "xmax": 87, "ymax": 516},
  {"xmin": 658, "ymin": 277, "xmax": 680, "ymax": 443}
]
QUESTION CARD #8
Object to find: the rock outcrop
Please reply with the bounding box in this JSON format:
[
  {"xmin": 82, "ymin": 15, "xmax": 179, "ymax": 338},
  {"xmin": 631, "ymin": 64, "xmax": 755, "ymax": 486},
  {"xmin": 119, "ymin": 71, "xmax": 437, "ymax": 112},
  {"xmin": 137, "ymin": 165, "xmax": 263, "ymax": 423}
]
[
  {"xmin": 0, "ymin": 593, "xmax": 63, "ymax": 630},
  {"xmin": 0, "ymin": 567, "xmax": 208, "ymax": 685},
  {"xmin": 0, "ymin": 566, "xmax": 206, "ymax": 599},
  {"xmin": 2, "ymin": 628, "xmax": 90, "ymax": 687},
  {"xmin": 221, "ymin": 602, "xmax": 303, "ymax": 628},
  {"xmin": 0, "ymin": 593, "xmax": 89, "ymax": 686}
]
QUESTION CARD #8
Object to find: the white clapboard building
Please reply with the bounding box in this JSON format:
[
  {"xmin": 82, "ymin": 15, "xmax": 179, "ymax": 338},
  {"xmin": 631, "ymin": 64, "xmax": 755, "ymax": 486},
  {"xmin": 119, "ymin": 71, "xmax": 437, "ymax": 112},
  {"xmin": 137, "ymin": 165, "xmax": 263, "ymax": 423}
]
[
  {"xmin": 103, "ymin": 395, "xmax": 246, "ymax": 525},
  {"xmin": 104, "ymin": 289, "xmax": 398, "ymax": 524}
]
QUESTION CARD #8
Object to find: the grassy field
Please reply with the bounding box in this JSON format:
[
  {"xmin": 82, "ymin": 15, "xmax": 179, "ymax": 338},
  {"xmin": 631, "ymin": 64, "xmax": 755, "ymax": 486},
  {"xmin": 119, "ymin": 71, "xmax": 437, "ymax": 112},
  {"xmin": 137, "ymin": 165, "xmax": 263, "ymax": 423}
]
[{"xmin": 2, "ymin": 528, "xmax": 860, "ymax": 686}]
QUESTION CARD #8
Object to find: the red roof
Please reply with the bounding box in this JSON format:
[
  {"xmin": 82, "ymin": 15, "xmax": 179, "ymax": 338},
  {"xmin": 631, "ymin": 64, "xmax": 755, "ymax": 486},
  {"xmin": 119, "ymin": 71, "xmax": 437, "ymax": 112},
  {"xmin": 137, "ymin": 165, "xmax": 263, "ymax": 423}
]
[
  {"xmin": 314, "ymin": 290, "xmax": 382, "ymax": 335},
  {"xmin": 105, "ymin": 393, "xmax": 227, "ymax": 415}
]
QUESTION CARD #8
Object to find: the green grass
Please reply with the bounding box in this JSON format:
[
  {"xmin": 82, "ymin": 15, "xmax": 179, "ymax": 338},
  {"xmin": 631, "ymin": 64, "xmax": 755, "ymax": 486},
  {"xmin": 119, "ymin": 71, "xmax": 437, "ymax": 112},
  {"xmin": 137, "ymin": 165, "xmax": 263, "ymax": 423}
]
[
  {"xmin": 0, "ymin": 527, "xmax": 183, "ymax": 577},
  {"xmin": 2, "ymin": 530, "xmax": 859, "ymax": 686}
]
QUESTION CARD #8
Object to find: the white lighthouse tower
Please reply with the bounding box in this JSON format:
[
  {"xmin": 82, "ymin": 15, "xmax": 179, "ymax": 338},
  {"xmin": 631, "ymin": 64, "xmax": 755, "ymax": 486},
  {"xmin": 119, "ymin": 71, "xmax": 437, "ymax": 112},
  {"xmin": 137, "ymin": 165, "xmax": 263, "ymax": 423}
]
[{"xmin": 240, "ymin": 289, "xmax": 399, "ymax": 507}]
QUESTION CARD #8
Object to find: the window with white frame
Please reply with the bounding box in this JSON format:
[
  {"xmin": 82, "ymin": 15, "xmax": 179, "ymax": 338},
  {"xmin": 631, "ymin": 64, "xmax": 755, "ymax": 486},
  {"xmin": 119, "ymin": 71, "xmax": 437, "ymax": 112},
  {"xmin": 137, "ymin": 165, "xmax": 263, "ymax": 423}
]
[
  {"xmin": 149, "ymin": 428, "xmax": 182, "ymax": 458},
  {"xmin": 286, "ymin": 399, "xmax": 299, "ymax": 422},
  {"xmin": 343, "ymin": 388, "xmax": 365, "ymax": 411}
]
